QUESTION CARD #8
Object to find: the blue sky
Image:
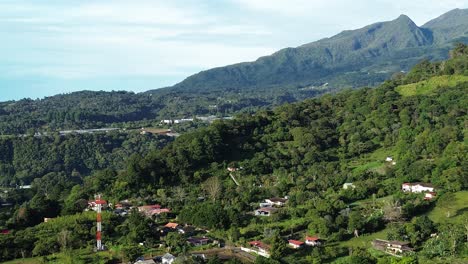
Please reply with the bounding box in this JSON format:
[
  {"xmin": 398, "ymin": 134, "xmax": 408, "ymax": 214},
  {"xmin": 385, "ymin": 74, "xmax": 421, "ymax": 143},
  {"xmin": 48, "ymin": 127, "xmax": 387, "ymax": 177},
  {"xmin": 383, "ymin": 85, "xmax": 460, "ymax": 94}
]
[{"xmin": 0, "ymin": 0, "xmax": 466, "ymax": 101}]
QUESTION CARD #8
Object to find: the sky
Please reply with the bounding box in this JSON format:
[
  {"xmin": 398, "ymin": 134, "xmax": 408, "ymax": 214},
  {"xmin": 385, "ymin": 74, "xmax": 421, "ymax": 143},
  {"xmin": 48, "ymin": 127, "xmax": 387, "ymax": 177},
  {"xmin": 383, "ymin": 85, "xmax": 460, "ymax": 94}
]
[{"xmin": 0, "ymin": 0, "xmax": 466, "ymax": 101}]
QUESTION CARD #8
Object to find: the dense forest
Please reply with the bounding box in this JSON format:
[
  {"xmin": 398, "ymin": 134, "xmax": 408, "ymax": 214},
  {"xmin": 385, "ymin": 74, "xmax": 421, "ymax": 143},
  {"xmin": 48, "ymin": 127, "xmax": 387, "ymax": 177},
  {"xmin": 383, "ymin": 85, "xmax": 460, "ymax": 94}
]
[{"xmin": 0, "ymin": 45, "xmax": 466, "ymax": 263}]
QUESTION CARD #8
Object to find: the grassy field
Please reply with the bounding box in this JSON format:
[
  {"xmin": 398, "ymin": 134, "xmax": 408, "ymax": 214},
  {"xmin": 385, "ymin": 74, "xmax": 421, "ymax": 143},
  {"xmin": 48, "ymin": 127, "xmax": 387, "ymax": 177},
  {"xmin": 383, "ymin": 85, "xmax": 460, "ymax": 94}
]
[
  {"xmin": 396, "ymin": 75, "xmax": 468, "ymax": 96},
  {"xmin": 427, "ymin": 191, "xmax": 468, "ymax": 225},
  {"xmin": 349, "ymin": 147, "xmax": 396, "ymax": 175},
  {"xmin": 339, "ymin": 228, "xmax": 390, "ymax": 248}
]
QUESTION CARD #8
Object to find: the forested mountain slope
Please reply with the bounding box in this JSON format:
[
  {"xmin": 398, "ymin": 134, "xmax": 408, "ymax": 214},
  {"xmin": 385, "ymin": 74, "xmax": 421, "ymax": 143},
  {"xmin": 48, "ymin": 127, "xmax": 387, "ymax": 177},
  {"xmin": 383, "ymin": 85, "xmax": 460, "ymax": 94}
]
[
  {"xmin": 155, "ymin": 9, "xmax": 468, "ymax": 93},
  {"xmin": 0, "ymin": 45, "xmax": 466, "ymax": 263}
]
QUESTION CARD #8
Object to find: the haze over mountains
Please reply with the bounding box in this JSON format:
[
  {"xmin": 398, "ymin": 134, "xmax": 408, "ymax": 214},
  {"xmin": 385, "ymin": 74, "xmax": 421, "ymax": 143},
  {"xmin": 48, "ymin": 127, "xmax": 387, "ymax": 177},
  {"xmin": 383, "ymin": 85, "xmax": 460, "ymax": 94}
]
[{"xmin": 0, "ymin": 9, "xmax": 467, "ymax": 134}]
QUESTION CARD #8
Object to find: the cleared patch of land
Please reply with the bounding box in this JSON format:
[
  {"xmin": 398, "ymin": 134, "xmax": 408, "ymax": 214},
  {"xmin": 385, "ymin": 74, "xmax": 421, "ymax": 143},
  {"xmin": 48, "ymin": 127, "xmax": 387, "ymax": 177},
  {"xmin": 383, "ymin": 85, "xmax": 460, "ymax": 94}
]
[
  {"xmin": 396, "ymin": 75, "xmax": 468, "ymax": 96},
  {"xmin": 427, "ymin": 191, "xmax": 468, "ymax": 224}
]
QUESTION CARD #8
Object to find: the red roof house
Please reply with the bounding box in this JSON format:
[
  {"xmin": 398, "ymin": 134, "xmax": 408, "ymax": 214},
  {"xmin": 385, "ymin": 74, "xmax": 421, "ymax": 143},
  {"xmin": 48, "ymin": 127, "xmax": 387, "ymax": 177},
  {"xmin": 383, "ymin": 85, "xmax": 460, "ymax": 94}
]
[{"xmin": 288, "ymin": 240, "xmax": 304, "ymax": 249}]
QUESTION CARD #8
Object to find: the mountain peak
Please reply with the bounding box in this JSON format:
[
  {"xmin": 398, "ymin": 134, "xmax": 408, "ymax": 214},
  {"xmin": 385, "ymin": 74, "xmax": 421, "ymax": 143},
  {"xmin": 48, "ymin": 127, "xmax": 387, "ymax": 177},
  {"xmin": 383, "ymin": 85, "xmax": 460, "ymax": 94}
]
[
  {"xmin": 423, "ymin": 8, "xmax": 468, "ymax": 27},
  {"xmin": 392, "ymin": 14, "xmax": 417, "ymax": 27},
  {"xmin": 422, "ymin": 8, "xmax": 468, "ymax": 44},
  {"xmin": 396, "ymin": 14, "xmax": 412, "ymax": 21}
]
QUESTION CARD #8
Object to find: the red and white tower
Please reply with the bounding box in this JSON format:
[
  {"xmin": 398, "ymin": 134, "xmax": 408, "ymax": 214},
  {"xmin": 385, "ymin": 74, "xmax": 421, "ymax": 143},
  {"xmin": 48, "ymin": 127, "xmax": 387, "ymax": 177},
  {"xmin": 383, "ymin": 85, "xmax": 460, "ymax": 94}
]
[{"xmin": 95, "ymin": 194, "xmax": 107, "ymax": 251}]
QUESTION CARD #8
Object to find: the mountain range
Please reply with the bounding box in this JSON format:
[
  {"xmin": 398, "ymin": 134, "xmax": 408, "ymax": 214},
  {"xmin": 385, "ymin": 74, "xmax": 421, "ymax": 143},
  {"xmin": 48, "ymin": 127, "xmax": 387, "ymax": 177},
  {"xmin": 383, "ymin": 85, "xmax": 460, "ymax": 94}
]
[
  {"xmin": 1, "ymin": 9, "xmax": 467, "ymax": 134},
  {"xmin": 158, "ymin": 8, "xmax": 468, "ymax": 94}
]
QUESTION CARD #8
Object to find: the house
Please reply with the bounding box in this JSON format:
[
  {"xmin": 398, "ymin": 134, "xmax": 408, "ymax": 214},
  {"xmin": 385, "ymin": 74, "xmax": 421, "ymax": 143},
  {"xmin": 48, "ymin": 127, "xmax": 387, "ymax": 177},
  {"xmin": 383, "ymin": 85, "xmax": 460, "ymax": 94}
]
[
  {"xmin": 288, "ymin": 240, "xmax": 304, "ymax": 249},
  {"xmin": 0, "ymin": 229, "xmax": 10, "ymax": 235},
  {"xmin": 165, "ymin": 222, "xmax": 179, "ymax": 229},
  {"xmin": 305, "ymin": 236, "xmax": 321, "ymax": 246},
  {"xmin": 87, "ymin": 200, "xmax": 108, "ymax": 211},
  {"xmin": 115, "ymin": 200, "xmax": 132, "ymax": 209},
  {"xmin": 246, "ymin": 241, "xmax": 270, "ymax": 257},
  {"xmin": 401, "ymin": 182, "xmax": 434, "ymax": 193},
  {"xmin": 386, "ymin": 157, "xmax": 393, "ymax": 162},
  {"xmin": 161, "ymin": 253, "xmax": 176, "ymax": 264},
  {"xmin": 187, "ymin": 237, "xmax": 210, "ymax": 246},
  {"xmin": 44, "ymin": 217, "xmax": 55, "ymax": 222},
  {"xmin": 138, "ymin": 204, "xmax": 161, "ymax": 212},
  {"xmin": 148, "ymin": 208, "xmax": 171, "ymax": 216},
  {"xmin": 372, "ymin": 239, "xmax": 413, "ymax": 255},
  {"xmin": 227, "ymin": 167, "xmax": 238, "ymax": 172},
  {"xmin": 343, "ymin": 183, "xmax": 355, "ymax": 190},
  {"xmin": 265, "ymin": 197, "xmax": 288, "ymax": 207},
  {"xmin": 424, "ymin": 192, "xmax": 437, "ymax": 200},
  {"xmin": 138, "ymin": 205, "xmax": 171, "ymax": 217},
  {"xmin": 160, "ymin": 120, "xmax": 172, "ymax": 125},
  {"xmin": 255, "ymin": 207, "xmax": 278, "ymax": 216},
  {"xmin": 177, "ymin": 225, "xmax": 195, "ymax": 235}
]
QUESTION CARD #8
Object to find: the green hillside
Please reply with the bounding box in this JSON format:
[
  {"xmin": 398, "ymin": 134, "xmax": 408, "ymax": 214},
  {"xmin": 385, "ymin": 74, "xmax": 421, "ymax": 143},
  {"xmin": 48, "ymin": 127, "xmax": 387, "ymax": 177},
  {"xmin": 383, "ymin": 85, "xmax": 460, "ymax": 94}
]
[
  {"xmin": 1, "ymin": 47, "xmax": 466, "ymax": 263},
  {"xmin": 396, "ymin": 75, "xmax": 468, "ymax": 96}
]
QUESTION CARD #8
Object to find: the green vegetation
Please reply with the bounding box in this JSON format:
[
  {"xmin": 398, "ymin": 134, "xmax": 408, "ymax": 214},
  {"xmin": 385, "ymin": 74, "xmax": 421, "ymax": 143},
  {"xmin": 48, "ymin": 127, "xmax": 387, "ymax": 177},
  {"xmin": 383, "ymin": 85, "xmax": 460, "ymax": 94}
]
[
  {"xmin": 0, "ymin": 45, "xmax": 467, "ymax": 263},
  {"xmin": 428, "ymin": 191, "xmax": 468, "ymax": 224},
  {"xmin": 396, "ymin": 75, "xmax": 468, "ymax": 96}
]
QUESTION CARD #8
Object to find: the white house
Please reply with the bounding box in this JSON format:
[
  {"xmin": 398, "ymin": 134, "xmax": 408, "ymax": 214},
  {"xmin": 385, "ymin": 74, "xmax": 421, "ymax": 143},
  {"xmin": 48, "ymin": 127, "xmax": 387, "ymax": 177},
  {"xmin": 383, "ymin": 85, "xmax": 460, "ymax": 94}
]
[
  {"xmin": 264, "ymin": 197, "xmax": 288, "ymax": 207},
  {"xmin": 246, "ymin": 241, "xmax": 270, "ymax": 257},
  {"xmin": 401, "ymin": 182, "xmax": 434, "ymax": 193},
  {"xmin": 305, "ymin": 236, "xmax": 321, "ymax": 246},
  {"xmin": 343, "ymin": 183, "xmax": 355, "ymax": 190},
  {"xmin": 386, "ymin": 157, "xmax": 393, "ymax": 162},
  {"xmin": 162, "ymin": 253, "xmax": 176, "ymax": 264}
]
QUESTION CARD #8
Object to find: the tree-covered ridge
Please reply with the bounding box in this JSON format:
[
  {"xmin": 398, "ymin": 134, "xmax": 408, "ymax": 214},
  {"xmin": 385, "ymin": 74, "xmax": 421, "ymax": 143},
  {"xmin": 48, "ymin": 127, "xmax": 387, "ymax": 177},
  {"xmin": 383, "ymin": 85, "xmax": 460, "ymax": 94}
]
[
  {"xmin": 0, "ymin": 132, "xmax": 172, "ymax": 186},
  {"xmin": 160, "ymin": 9, "xmax": 468, "ymax": 94},
  {"xmin": 0, "ymin": 45, "xmax": 467, "ymax": 264}
]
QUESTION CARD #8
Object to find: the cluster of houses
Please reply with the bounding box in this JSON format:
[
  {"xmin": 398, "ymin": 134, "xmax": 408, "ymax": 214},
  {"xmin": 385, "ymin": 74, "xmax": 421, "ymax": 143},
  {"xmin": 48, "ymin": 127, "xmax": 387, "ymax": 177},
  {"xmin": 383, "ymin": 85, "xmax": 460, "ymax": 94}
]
[
  {"xmin": 133, "ymin": 222, "xmax": 214, "ymax": 264},
  {"xmin": 86, "ymin": 200, "xmax": 173, "ymax": 218},
  {"xmin": 159, "ymin": 222, "xmax": 214, "ymax": 247},
  {"xmin": 288, "ymin": 236, "xmax": 322, "ymax": 249},
  {"xmin": 254, "ymin": 197, "xmax": 288, "ymax": 217},
  {"xmin": 401, "ymin": 182, "xmax": 436, "ymax": 200},
  {"xmin": 243, "ymin": 235, "xmax": 322, "ymax": 258},
  {"xmin": 159, "ymin": 116, "xmax": 233, "ymax": 125}
]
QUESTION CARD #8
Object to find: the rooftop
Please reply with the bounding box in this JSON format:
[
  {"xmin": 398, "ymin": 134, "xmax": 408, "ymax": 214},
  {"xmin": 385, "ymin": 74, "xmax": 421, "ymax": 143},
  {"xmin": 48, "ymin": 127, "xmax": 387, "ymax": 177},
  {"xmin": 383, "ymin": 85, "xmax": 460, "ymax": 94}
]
[
  {"xmin": 288, "ymin": 240, "xmax": 304, "ymax": 246},
  {"xmin": 165, "ymin": 222, "xmax": 179, "ymax": 228}
]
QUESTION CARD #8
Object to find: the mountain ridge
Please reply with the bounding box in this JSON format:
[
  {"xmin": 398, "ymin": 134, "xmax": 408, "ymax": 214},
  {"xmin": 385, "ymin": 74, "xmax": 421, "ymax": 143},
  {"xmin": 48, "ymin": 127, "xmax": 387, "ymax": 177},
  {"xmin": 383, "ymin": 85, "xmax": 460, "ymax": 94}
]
[{"xmin": 154, "ymin": 9, "xmax": 467, "ymax": 94}]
